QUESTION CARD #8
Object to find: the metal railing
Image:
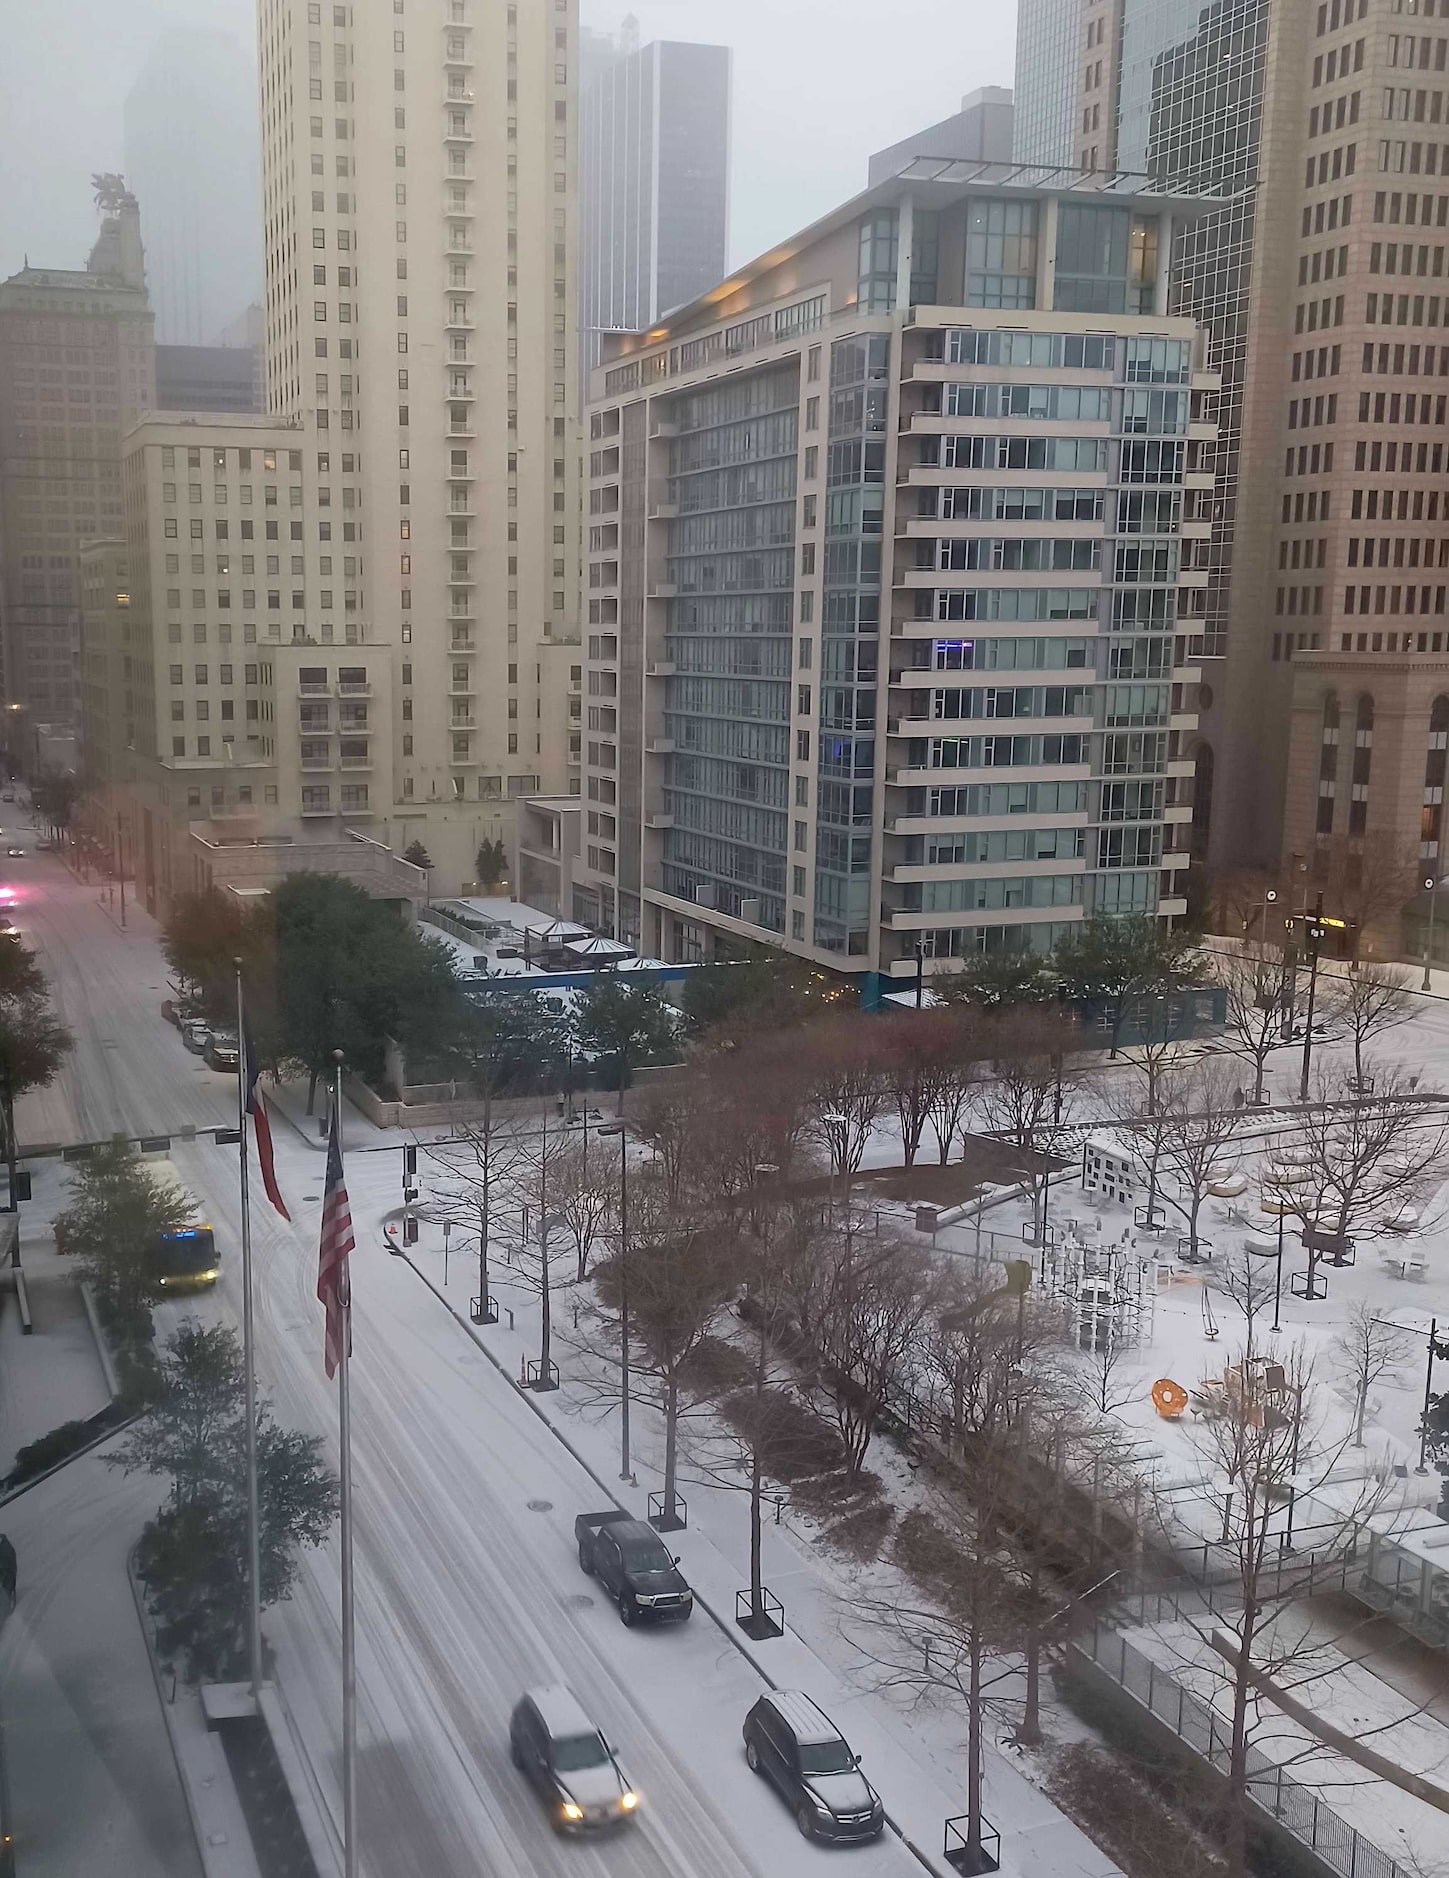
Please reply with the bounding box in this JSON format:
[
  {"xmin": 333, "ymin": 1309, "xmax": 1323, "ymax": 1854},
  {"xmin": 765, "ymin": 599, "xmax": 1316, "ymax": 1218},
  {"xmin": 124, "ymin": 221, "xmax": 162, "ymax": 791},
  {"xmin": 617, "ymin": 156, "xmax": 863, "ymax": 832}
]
[{"xmin": 1073, "ymin": 1625, "xmax": 1410, "ymax": 1878}]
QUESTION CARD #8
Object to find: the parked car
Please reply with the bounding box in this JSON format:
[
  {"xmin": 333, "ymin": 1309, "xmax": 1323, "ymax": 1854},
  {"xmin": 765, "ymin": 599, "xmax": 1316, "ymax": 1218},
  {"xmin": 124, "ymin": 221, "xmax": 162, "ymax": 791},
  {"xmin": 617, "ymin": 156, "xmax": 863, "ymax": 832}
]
[
  {"xmin": 575, "ymin": 1511, "xmax": 693, "ymax": 1625},
  {"xmin": 204, "ymin": 1028, "xmax": 240, "ymax": 1072},
  {"xmin": 1, "ymin": 792, "xmax": 13, "ymax": 803},
  {"xmin": 508, "ymin": 1687, "xmax": 638, "ymax": 1833},
  {"xmin": 34, "ymin": 840, "xmax": 55, "ymax": 854},
  {"xmin": 182, "ymin": 1020, "xmax": 211, "ymax": 1054},
  {"xmin": 742, "ymin": 1692, "xmax": 884, "ymax": 1843},
  {"xmin": 5, "ymin": 848, "xmax": 23, "ymax": 859}
]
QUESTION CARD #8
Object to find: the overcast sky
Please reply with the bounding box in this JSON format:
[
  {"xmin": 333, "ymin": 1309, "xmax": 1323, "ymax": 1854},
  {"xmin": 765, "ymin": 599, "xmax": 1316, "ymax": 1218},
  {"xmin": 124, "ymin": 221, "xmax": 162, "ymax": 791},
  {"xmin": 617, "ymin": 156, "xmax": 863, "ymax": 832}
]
[{"xmin": 0, "ymin": 0, "xmax": 1018, "ymax": 280}]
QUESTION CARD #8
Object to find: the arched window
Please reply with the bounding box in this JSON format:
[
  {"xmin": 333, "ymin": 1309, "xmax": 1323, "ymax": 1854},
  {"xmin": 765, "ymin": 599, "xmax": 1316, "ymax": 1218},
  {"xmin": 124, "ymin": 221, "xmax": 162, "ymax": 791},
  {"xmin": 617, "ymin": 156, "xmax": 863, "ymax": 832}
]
[
  {"xmin": 1422, "ymin": 697, "xmax": 1449, "ymax": 859},
  {"xmin": 1316, "ymin": 692, "xmax": 1340, "ymax": 837},
  {"xmin": 1350, "ymin": 694, "xmax": 1374, "ymax": 836}
]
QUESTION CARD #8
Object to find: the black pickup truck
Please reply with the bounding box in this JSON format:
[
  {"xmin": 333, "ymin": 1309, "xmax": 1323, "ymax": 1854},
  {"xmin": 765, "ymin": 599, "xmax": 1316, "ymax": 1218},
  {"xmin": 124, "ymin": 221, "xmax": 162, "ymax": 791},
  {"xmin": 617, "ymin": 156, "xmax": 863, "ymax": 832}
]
[{"xmin": 575, "ymin": 1512, "xmax": 694, "ymax": 1626}]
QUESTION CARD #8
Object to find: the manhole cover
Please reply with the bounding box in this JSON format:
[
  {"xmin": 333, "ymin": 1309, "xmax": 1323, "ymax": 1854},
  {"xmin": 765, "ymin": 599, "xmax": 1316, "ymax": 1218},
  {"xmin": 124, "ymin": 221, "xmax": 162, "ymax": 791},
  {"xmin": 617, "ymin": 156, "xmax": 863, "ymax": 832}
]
[
  {"xmin": 567, "ymin": 1594, "xmax": 595, "ymax": 1611},
  {"xmin": 303, "ymin": 1195, "xmax": 320, "ymax": 1203},
  {"xmin": 527, "ymin": 1498, "xmax": 553, "ymax": 1513}
]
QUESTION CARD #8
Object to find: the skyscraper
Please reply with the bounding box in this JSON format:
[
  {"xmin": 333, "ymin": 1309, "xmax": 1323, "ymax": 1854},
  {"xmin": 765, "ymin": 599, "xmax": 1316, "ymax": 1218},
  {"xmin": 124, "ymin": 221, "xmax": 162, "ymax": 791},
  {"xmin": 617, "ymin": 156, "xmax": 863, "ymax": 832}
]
[
  {"xmin": 252, "ymin": 0, "xmax": 582, "ymax": 888},
  {"xmin": 1012, "ymin": 0, "xmax": 1085, "ymax": 170},
  {"xmin": 573, "ymin": 170, "xmax": 1219, "ymax": 985},
  {"xmin": 0, "ymin": 181, "xmax": 154, "ymax": 729},
  {"xmin": 1015, "ymin": 0, "xmax": 1449, "ymax": 954},
  {"xmin": 123, "ymin": 30, "xmax": 265, "ymax": 346},
  {"xmin": 580, "ymin": 35, "xmax": 731, "ymax": 381}
]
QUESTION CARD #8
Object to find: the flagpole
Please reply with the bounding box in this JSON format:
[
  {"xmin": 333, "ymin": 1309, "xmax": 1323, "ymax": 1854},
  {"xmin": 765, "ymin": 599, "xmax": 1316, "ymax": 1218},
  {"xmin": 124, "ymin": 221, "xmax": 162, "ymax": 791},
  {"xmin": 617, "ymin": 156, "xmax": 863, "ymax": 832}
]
[
  {"xmin": 333, "ymin": 1049, "xmax": 358, "ymax": 1878},
  {"xmin": 235, "ymin": 960, "xmax": 263, "ymax": 1703}
]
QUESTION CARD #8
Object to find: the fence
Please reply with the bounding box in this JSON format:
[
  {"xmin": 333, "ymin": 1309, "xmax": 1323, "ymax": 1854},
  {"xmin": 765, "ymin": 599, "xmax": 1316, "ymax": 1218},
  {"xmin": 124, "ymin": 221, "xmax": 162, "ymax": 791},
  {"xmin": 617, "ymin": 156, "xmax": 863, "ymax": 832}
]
[{"xmin": 1073, "ymin": 1624, "xmax": 1409, "ymax": 1878}]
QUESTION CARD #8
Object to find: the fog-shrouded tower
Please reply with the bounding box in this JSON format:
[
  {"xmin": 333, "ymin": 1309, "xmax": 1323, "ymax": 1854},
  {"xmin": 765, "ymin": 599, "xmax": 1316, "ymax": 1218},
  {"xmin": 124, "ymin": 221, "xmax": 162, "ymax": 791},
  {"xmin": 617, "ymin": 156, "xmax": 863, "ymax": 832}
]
[
  {"xmin": 581, "ymin": 34, "xmax": 731, "ymax": 381},
  {"xmin": 255, "ymin": 0, "xmax": 582, "ymax": 887},
  {"xmin": 124, "ymin": 30, "xmax": 265, "ymax": 346}
]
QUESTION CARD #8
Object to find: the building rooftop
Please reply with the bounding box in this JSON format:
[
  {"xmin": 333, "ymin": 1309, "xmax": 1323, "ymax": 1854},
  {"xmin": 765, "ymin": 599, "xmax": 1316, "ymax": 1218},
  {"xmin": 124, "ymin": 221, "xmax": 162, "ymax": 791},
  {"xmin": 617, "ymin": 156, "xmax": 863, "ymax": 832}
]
[{"xmin": 610, "ymin": 161, "xmax": 1232, "ymax": 354}]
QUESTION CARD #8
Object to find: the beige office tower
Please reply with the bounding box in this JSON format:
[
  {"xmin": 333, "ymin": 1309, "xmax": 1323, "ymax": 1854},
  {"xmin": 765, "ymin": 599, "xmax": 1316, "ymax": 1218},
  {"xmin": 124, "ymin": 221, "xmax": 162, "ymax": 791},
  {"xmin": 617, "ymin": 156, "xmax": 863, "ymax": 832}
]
[
  {"xmin": 1014, "ymin": 0, "xmax": 1449, "ymax": 954},
  {"xmin": 254, "ymin": 0, "xmax": 581, "ymax": 891}
]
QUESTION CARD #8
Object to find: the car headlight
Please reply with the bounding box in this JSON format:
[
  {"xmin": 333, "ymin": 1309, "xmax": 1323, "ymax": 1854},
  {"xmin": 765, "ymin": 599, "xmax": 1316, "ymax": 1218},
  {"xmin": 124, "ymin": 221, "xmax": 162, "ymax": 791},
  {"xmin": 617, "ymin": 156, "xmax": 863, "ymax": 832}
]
[
  {"xmin": 632, "ymin": 1594, "xmax": 654, "ymax": 1606},
  {"xmin": 560, "ymin": 1802, "xmax": 584, "ymax": 1822},
  {"xmin": 619, "ymin": 1791, "xmax": 639, "ymax": 1812}
]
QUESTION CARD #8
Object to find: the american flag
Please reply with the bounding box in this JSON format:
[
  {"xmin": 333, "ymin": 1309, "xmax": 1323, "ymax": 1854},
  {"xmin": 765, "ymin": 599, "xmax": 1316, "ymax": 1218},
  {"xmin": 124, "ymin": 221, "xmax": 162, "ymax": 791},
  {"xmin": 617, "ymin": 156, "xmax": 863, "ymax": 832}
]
[
  {"xmin": 243, "ymin": 1025, "xmax": 290, "ymax": 1220},
  {"xmin": 317, "ymin": 1103, "xmax": 353, "ymax": 1380}
]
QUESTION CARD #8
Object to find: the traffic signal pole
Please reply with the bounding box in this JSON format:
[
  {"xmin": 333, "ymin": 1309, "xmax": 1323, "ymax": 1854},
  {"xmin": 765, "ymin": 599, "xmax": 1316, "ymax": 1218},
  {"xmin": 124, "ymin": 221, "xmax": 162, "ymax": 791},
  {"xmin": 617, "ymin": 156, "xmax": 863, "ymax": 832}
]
[{"xmin": 1297, "ymin": 895, "xmax": 1324, "ymax": 1101}]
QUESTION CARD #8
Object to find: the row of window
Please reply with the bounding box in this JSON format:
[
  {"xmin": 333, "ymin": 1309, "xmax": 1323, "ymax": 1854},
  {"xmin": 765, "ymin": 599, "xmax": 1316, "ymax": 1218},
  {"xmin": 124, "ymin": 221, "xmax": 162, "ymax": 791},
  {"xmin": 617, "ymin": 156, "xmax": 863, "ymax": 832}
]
[
  {"xmin": 1357, "ymin": 387, "xmax": 1449, "ymax": 421},
  {"xmin": 1347, "ymin": 537, "xmax": 1449, "ymax": 566},
  {"xmin": 1369, "ymin": 239, "xmax": 1448, "ymax": 274},
  {"xmin": 1308, "ymin": 90, "xmax": 1360, "ymax": 141},
  {"xmin": 1374, "ymin": 188, "xmax": 1449, "ymax": 224}
]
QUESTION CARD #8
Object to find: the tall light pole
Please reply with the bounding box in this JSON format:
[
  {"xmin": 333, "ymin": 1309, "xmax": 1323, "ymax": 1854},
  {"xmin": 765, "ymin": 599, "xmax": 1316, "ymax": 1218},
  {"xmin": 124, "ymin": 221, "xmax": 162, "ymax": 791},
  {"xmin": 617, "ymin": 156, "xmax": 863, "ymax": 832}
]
[
  {"xmin": 1421, "ymin": 873, "xmax": 1447, "ymax": 992},
  {"xmin": 600, "ymin": 1121, "xmax": 632, "ymax": 1483}
]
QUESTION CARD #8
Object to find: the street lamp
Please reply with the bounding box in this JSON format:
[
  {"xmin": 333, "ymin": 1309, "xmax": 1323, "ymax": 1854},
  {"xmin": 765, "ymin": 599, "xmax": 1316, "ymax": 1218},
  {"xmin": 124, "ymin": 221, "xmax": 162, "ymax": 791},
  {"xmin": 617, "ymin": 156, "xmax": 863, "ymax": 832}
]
[
  {"xmin": 599, "ymin": 1121, "xmax": 633, "ymax": 1484},
  {"xmin": 1422, "ymin": 874, "xmax": 1449, "ymax": 991}
]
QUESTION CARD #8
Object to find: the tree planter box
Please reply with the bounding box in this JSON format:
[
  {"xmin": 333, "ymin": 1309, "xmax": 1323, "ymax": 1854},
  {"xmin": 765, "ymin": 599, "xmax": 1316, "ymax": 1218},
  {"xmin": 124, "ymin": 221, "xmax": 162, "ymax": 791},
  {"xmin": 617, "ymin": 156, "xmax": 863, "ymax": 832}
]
[
  {"xmin": 944, "ymin": 1814, "xmax": 1001, "ymax": 1874},
  {"xmin": 470, "ymin": 1295, "xmax": 499, "ymax": 1325},
  {"xmin": 735, "ymin": 1586, "xmax": 783, "ymax": 1639},
  {"xmin": 648, "ymin": 1491, "xmax": 686, "ymax": 1533},
  {"xmin": 522, "ymin": 1359, "xmax": 560, "ymax": 1391}
]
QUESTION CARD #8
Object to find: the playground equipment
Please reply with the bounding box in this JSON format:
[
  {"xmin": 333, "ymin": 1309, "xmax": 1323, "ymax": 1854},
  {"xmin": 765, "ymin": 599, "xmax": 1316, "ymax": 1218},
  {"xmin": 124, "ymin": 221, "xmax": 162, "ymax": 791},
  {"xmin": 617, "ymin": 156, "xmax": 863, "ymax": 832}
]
[
  {"xmin": 1151, "ymin": 1377, "xmax": 1190, "ymax": 1419},
  {"xmin": 1039, "ymin": 1228, "xmax": 1158, "ymax": 1352}
]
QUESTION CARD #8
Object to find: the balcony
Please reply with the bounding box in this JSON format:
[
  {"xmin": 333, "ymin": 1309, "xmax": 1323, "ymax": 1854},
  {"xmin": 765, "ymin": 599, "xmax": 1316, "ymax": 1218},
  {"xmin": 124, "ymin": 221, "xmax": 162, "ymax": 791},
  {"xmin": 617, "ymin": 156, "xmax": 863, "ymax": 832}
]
[
  {"xmin": 300, "ymin": 752, "xmax": 333, "ymax": 772},
  {"xmin": 450, "ymin": 635, "xmax": 476, "ymax": 652},
  {"xmin": 450, "ymin": 715, "xmax": 476, "ymax": 730},
  {"xmin": 449, "ymin": 680, "xmax": 477, "ymax": 696},
  {"xmin": 298, "ymin": 680, "xmax": 329, "ymax": 698},
  {"xmin": 648, "ymin": 580, "xmax": 678, "ymax": 599},
  {"xmin": 645, "ymin": 660, "xmax": 676, "ymax": 678},
  {"xmin": 300, "ymin": 800, "xmax": 335, "ymax": 817},
  {"xmin": 444, "ymin": 122, "xmax": 475, "ymax": 145},
  {"xmin": 337, "ymin": 679, "xmax": 371, "ymax": 698},
  {"xmin": 339, "ymin": 754, "xmax": 373, "ymax": 771},
  {"xmin": 645, "ymin": 736, "xmax": 676, "ymax": 755},
  {"xmin": 444, "ymin": 309, "xmax": 475, "ymax": 332},
  {"xmin": 645, "ymin": 808, "xmax": 675, "ymax": 830}
]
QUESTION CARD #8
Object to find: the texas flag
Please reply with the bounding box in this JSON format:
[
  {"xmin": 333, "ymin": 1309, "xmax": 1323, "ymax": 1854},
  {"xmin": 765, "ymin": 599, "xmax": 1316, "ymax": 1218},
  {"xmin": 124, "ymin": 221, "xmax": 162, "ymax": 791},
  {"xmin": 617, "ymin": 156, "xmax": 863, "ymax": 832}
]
[{"xmin": 243, "ymin": 1027, "xmax": 290, "ymax": 1221}]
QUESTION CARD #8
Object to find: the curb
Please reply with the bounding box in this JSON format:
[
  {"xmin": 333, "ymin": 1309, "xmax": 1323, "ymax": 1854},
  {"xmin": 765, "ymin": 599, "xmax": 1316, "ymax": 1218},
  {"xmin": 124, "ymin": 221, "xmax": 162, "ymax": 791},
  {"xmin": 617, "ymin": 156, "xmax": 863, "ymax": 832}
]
[
  {"xmin": 125, "ymin": 1549, "xmax": 260, "ymax": 1878},
  {"xmin": 259, "ymin": 1680, "xmax": 342, "ymax": 1878},
  {"xmin": 384, "ymin": 1233, "xmax": 948, "ymax": 1878},
  {"xmin": 78, "ymin": 1279, "xmax": 122, "ymax": 1398}
]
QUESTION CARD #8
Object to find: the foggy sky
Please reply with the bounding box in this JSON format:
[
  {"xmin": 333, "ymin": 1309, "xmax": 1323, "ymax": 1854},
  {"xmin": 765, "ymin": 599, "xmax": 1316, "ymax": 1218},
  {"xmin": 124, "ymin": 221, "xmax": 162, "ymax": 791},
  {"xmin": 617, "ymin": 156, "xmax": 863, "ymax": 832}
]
[{"xmin": 0, "ymin": 0, "xmax": 1018, "ymax": 282}]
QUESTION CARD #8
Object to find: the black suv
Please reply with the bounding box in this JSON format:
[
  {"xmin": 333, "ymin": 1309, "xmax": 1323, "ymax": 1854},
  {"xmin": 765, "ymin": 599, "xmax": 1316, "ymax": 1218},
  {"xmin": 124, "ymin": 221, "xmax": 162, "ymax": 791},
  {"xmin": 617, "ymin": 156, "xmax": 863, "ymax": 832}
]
[
  {"xmin": 576, "ymin": 1511, "xmax": 693, "ymax": 1625},
  {"xmin": 743, "ymin": 1691, "xmax": 884, "ymax": 1843},
  {"xmin": 508, "ymin": 1686, "xmax": 639, "ymax": 1833}
]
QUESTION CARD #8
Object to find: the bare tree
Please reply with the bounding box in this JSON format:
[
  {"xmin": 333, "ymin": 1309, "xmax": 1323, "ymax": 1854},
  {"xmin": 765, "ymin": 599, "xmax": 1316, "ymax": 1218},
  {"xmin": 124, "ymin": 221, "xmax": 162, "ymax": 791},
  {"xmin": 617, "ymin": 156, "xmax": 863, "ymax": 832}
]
[
  {"xmin": 877, "ymin": 1008, "xmax": 981, "ymax": 1168},
  {"xmin": 844, "ymin": 1429, "xmax": 1052, "ymax": 1867},
  {"xmin": 424, "ymin": 1103, "xmax": 532, "ymax": 1316},
  {"xmin": 502, "ymin": 1111, "xmax": 569, "ymax": 1384},
  {"xmin": 1152, "ymin": 1059, "xmax": 1244, "ymax": 1262},
  {"xmin": 1323, "ymin": 961, "xmax": 1416, "ymax": 1089},
  {"xmin": 978, "ymin": 1007, "xmax": 1081, "ymax": 1244},
  {"xmin": 582, "ymin": 1181, "xmax": 740, "ymax": 1526},
  {"xmin": 797, "ymin": 1016, "xmax": 891, "ymax": 1175},
  {"xmin": 1208, "ymin": 866, "xmax": 1281, "ymax": 943},
  {"xmin": 551, "ymin": 1134, "xmax": 617, "ymax": 1282},
  {"xmin": 1332, "ymin": 1300, "xmax": 1410, "ymax": 1446},
  {"xmin": 1286, "ymin": 1063, "xmax": 1449, "ymax": 1265},
  {"xmin": 1214, "ymin": 1239, "xmax": 1281, "ymax": 1360},
  {"xmin": 1150, "ymin": 1346, "xmax": 1399, "ymax": 1878},
  {"xmin": 1216, "ymin": 941, "xmax": 1287, "ymax": 1106},
  {"xmin": 813, "ymin": 1213, "xmax": 937, "ymax": 1478},
  {"xmin": 1311, "ymin": 834, "xmax": 1420, "ymax": 961}
]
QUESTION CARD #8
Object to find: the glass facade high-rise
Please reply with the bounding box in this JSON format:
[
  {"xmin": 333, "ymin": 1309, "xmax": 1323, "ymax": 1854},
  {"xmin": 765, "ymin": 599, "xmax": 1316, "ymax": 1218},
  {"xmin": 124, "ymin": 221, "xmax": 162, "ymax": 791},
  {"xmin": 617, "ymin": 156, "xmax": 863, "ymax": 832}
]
[
  {"xmin": 576, "ymin": 174, "xmax": 1220, "ymax": 988},
  {"xmin": 1013, "ymin": 0, "xmax": 1086, "ymax": 169}
]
